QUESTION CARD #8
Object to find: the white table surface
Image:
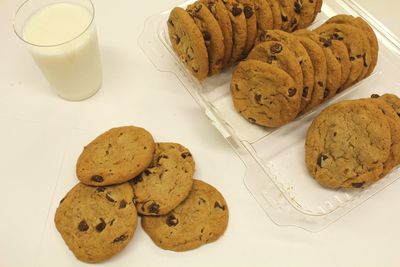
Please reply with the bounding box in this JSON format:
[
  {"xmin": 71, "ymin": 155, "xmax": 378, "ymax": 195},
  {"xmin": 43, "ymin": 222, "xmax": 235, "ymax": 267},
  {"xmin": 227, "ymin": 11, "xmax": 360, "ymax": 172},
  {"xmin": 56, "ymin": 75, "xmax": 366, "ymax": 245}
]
[{"xmin": 1, "ymin": 0, "xmax": 400, "ymax": 266}]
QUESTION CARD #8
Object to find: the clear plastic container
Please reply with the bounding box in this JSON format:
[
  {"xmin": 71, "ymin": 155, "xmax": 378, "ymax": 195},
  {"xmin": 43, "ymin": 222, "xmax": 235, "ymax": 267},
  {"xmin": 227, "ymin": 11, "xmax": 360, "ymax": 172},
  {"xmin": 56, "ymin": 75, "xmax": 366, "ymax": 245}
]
[{"xmin": 138, "ymin": 0, "xmax": 400, "ymax": 232}]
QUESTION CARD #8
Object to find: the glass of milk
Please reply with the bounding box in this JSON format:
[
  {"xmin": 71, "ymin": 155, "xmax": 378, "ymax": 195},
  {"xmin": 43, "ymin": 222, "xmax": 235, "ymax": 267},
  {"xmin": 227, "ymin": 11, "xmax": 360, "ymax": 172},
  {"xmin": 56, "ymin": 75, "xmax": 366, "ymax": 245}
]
[{"xmin": 14, "ymin": 0, "xmax": 102, "ymax": 101}]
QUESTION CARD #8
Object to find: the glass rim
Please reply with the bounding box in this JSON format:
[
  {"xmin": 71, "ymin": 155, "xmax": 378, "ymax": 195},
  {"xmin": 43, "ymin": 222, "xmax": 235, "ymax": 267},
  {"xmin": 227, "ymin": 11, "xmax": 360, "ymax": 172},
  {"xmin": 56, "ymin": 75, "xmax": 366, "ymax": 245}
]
[{"xmin": 13, "ymin": 0, "xmax": 95, "ymax": 48}]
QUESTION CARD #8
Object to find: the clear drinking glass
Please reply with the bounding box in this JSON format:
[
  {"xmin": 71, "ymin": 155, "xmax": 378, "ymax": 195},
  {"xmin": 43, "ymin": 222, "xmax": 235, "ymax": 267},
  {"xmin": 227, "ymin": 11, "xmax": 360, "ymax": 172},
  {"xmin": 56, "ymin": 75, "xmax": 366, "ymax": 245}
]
[{"xmin": 14, "ymin": 0, "xmax": 103, "ymax": 101}]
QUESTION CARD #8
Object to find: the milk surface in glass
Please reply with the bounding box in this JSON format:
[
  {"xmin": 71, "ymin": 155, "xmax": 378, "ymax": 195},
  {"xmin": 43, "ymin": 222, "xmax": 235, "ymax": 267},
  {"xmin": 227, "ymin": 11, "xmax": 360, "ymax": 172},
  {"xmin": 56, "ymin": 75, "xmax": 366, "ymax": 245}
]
[{"xmin": 23, "ymin": 3, "xmax": 102, "ymax": 101}]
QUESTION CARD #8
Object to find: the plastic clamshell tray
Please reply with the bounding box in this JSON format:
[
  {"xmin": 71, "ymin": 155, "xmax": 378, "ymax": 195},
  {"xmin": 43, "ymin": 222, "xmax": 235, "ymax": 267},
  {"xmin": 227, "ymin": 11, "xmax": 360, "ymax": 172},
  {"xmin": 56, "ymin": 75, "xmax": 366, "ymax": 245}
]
[{"xmin": 138, "ymin": 0, "xmax": 400, "ymax": 232}]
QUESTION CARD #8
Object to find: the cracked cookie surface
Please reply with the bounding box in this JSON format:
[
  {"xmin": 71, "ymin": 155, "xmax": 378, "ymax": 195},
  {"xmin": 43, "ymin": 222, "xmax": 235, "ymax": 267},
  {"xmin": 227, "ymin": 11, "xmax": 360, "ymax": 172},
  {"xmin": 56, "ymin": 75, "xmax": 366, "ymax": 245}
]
[
  {"xmin": 54, "ymin": 183, "xmax": 138, "ymax": 263},
  {"xmin": 305, "ymin": 100, "xmax": 392, "ymax": 189},
  {"xmin": 141, "ymin": 179, "xmax": 229, "ymax": 252},
  {"xmin": 76, "ymin": 126, "xmax": 155, "ymax": 186},
  {"xmin": 131, "ymin": 143, "xmax": 195, "ymax": 216}
]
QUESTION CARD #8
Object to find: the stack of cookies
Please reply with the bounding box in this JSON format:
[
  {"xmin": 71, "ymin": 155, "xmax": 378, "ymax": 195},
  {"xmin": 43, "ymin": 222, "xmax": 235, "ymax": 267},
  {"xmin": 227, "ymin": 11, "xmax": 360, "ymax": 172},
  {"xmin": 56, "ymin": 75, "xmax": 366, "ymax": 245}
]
[
  {"xmin": 305, "ymin": 94, "xmax": 400, "ymax": 189},
  {"xmin": 230, "ymin": 14, "xmax": 379, "ymax": 127},
  {"xmin": 167, "ymin": 0, "xmax": 323, "ymax": 80},
  {"xmin": 54, "ymin": 126, "xmax": 229, "ymax": 263}
]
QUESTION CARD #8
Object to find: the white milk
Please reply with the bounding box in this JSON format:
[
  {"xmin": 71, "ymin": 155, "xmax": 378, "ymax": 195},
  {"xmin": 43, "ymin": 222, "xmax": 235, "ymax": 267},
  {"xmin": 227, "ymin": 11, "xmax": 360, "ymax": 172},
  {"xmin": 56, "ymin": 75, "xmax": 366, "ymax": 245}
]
[{"xmin": 23, "ymin": 3, "xmax": 102, "ymax": 101}]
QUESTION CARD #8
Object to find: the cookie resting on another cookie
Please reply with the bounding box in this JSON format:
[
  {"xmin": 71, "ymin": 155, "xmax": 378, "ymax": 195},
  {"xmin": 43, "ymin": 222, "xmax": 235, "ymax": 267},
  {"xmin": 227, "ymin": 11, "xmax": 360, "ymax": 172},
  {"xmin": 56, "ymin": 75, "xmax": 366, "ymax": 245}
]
[
  {"xmin": 76, "ymin": 126, "xmax": 155, "ymax": 186},
  {"xmin": 54, "ymin": 182, "xmax": 138, "ymax": 263},
  {"xmin": 141, "ymin": 179, "xmax": 229, "ymax": 252},
  {"xmin": 131, "ymin": 142, "xmax": 195, "ymax": 216}
]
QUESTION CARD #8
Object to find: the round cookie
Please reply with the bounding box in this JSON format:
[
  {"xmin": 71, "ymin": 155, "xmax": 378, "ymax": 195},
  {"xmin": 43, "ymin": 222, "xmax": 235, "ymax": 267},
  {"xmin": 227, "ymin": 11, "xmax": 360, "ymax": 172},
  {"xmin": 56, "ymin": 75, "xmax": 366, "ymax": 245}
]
[
  {"xmin": 54, "ymin": 183, "xmax": 138, "ymax": 263},
  {"xmin": 141, "ymin": 179, "xmax": 229, "ymax": 252},
  {"xmin": 268, "ymin": 0, "xmax": 283, "ymax": 29},
  {"xmin": 187, "ymin": 2, "xmax": 225, "ymax": 76},
  {"xmin": 326, "ymin": 14, "xmax": 379, "ymax": 77},
  {"xmin": 296, "ymin": 0, "xmax": 318, "ymax": 29},
  {"xmin": 201, "ymin": 0, "xmax": 233, "ymax": 68},
  {"xmin": 248, "ymin": 41, "xmax": 304, "ymax": 106},
  {"xmin": 131, "ymin": 143, "xmax": 195, "ymax": 216},
  {"xmin": 231, "ymin": 59, "xmax": 300, "ymax": 127},
  {"xmin": 378, "ymin": 93, "xmax": 400, "ymax": 116},
  {"xmin": 369, "ymin": 97, "xmax": 400, "ymax": 177},
  {"xmin": 238, "ymin": 0, "xmax": 258, "ymax": 56},
  {"xmin": 313, "ymin": 0, "xmax": 323, "ymax": 21},
  {"xmin": 257, "ymin": 30, "xmax": 315, "ymax": 110},
  {"xmin": 293, "ymin": 32, "xmax": 327, "ymax": 113},
  {"xmin": 315, "ymin": 23, "xmax": 372, "ymax": 87},
  {"xmin": 296, "ymin": 30, "xmax": 342, "ymax": 101},
  {"xmin": 76, "ymin": 126, "xmax": 155, "ymax": 186},
  {"xmin": 278, "ymin": 0, "xmax": 296, "ymax": 32},
  {"xmin": 290, "ymin": 0, "xmax": 302, "ymax": 31},
  {"xmin": 305, "ymin": 100, "xmax": 392, "ymax": 189},
  {"xmin": 168, "ymin": 7, "xmax": 209, "ymax": 80},
  {"xmin": 329, "ymin": 39, "xmax": 351, "ymax": 91},
  {"xmin": 224, "ymin": 0, "xmax": 248, "ymax": 65},
  {"xmin": 254, "ymin": 0, "xmax": 274, "ymax": 39}
]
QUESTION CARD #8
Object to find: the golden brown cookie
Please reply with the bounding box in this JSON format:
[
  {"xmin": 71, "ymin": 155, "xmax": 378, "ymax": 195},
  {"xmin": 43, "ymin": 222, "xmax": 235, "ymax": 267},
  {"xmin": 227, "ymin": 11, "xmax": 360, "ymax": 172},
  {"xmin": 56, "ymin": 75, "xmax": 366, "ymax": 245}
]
[
  {"xmin": 293, "ymin": 32, "xmax": 327, "ymax": 113},
  {"xmin": 305, "ymin": 99, "xmax": 392, "ymax": 189},
  {"xmin": 268, "ymin": 0, "xmax": 283, "ymax": 29},
  {"xmin": 254, "ymin": 0, "xmax": 274, "ymax": 40},
  {"xmin": 238, "ymin": 0, "xmax": 258, "ymax": 56},
  {"xmin": 167, "ymin": 7, "xmax": 209, "ymax": 80},
  {"xmin": 201, "ymin": 0, "xmax": 234, "ymax": 68},
  {"xmin": 278, "ymin": 0, "xmax": 296, "ymax": 32},
  {"xmin": 296, "ymin": 0, "xmax": 318, "ymax": 29},
  {"xmin": 187, "ymin": 2, "xmax": 225, "ymax": 76},
  {"xmin": 369, "ymin": 96, "xmax": 400, "ymax": 177},
  {"xmin": 326, "ymin": 14, "xmax": 379, "ymax": 78},
  {"xmin": 231, "ymin": 59, "xmax": 300, "ymax": 127},
  {"xmin": 141, "ymin": 179, "xmax": 229, "ymax": 252},
  {"xmin": 297, "ymin": 30, "xmax": 342, "ymax": 101},
  {"xmin": 329, "ymin": 39, "xmax": 351, "ymax": 91},
  {"xmin": 131, "ymin": 143, "xmax": 195, "ymax": 216},
  {"xmin": 55, "ymin": 183, "xmax": 138, "ymax": 263},
  {"xmin": 76, "ymin": 126, "xmax": 155, "ymax": 186},
  {"xmin": 224, "ymin": 0, "xmax": 248, "ymax": 65},
  {"xmin": 248, "ymin": 41, "xmax": 303, "ymax": 106},
  {"xmin": 315, "ymin": 23, "xmax": 372, "ymax": 87},
  {"xmin": 257, "ymin": 30, "xmax": 315, "ymax": 110}
]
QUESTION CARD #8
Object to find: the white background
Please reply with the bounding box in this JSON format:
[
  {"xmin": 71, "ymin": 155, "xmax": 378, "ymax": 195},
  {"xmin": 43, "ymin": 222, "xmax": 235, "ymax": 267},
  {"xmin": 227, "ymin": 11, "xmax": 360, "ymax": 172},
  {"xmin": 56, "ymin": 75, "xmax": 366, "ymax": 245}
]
[{"xmin": 1, "ymin": 0, "xmax": 400, "ymax": 266}]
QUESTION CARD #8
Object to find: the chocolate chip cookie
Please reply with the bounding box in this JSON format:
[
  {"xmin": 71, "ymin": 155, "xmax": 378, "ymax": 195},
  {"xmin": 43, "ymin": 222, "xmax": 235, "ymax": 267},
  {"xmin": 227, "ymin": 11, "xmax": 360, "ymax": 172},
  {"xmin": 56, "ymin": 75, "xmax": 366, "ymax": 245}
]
[
  {"xmin": 257, "ymin": 30, "xmax": 314, "ymax": 110},
  {"xmin": 201, "ymin": 0, "xmax": 234, "ymax": 68},
  {"xmin": 268, "ymin": 0, "xmax": 283, "ymax": 29},
  {"xmin": 141, "ymin": 179, "xmax": 229, "ymax": 252},
  {"xmin": 238, "ymin": 0, "xmax": 258, "ymax": 56},
  {"xmin": 254, "ymin": 0, "xmax": 274, "ymax": 40},
  {"xmin": 305, "ymin": 100, "xmax": 392, "ymax": 189},
  {"xmin": 278, "ymin": 0, "xmax": 296, "ymax": 32},
  {"xmin": 76, "ymin": 126, "xmax": 155, "ymax": 186},
  {"xmin": 326, "ymin": 14, "xmax": 379, "ymax": 78},
  {"xmin": 168, "ymin": 7, "xmax": 209, "ymax": 80},
  {"xmin": 187, "ymin": 2, "xmax": 225, "ymax": 75},
  {"xmin": 293, "ymin": 32, "xmax": 327, "ymax": 113},
  {"xmin": 298, "ymin": 30, "xmax": 341, "ymax": 100},
  {"xmin": 296, "ymin": 0, "xmax": 318, "ymax": 29},
  {"xmin": 315, "ymin": 23, "xmax": 372, "ymax": 87},
  {"xmin": 369, "ymin": 96, "xmax": 400, "ymax": 177},
  {"xmin": 55, "ymin": 183, "xmax": 138, "ymax": 263},
  {"xmin": 231, "ymin": 59, "xmax": 300, "ymax": 127},
  {"xmin": 224, "ymin": 0, "xmax": 248, "ymax": 65},
  {"xmin": 248, "ymin": 41, "xmax": 304, "ymax": 106},
  {"xmin": 131, "ymin": 143, "xmax": 195, "ymax": 216}
]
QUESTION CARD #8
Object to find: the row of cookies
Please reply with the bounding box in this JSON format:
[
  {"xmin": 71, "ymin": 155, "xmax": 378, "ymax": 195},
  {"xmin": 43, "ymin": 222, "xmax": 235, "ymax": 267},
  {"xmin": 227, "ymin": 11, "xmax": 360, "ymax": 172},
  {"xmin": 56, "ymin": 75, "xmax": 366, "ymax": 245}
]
[
  {"xmin": 305, "ymin": 94, "xmax": 400, "ymax": 189},
  {"xmin": 55, "ymin": 126, "xmax": 229, "ymax": 263},
  {"xmin": 230, "ymin": 14, "xmax": 379, "ymax": 128},
  {"xmin": 167, "ymin": 0, "xmax": 323, "ymax": 80}
]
